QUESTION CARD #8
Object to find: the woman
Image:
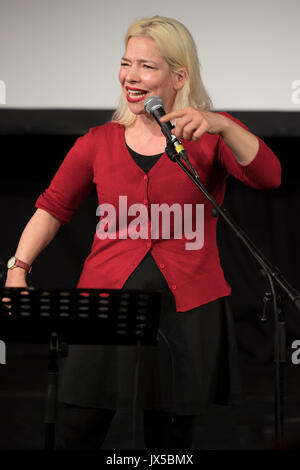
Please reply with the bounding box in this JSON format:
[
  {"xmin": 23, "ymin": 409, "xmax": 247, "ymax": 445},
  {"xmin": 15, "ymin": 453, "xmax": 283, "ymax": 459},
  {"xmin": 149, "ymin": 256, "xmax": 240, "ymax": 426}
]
[{"xmin": 5, "ymin": 16, "xmax": 281, "ymax": 449}]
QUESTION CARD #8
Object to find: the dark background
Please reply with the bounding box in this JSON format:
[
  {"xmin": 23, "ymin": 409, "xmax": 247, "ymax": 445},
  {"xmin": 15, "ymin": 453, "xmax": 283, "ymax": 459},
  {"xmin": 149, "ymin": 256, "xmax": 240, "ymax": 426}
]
[{"xmin": 0, "ymin": 109, "xmax": 300, "ymax": 450}]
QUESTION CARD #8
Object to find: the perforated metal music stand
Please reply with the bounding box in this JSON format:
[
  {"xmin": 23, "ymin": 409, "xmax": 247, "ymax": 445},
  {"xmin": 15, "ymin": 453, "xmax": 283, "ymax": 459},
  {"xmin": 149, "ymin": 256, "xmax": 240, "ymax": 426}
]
[{"xmin": 0, "ymin": 286, "xmax": 162, "ymax": 450}]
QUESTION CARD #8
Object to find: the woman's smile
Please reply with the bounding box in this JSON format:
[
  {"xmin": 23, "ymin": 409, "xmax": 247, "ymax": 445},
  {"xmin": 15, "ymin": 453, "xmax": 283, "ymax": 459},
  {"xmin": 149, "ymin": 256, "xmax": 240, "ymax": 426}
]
[{"xmin": 126, "ymin": 86, "xmax": 150, "ymax": 102}]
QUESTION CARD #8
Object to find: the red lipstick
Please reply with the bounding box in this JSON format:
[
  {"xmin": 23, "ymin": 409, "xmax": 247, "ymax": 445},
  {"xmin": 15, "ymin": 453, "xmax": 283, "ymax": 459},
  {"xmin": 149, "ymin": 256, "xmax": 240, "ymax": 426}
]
[
  {"xmin": 126, "ymin": 86, "xmax": 149, "ymax": 103},
  {"xmin": 126, "ymin": 86, "xmax": 148, "ymax": 92}
]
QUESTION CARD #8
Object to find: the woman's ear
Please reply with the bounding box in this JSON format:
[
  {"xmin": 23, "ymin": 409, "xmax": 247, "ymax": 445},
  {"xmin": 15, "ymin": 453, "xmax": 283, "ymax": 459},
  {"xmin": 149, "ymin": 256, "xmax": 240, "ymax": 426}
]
[{"xmin": 173, "ymin": 68, "xmax": 188, "ymax": 90}]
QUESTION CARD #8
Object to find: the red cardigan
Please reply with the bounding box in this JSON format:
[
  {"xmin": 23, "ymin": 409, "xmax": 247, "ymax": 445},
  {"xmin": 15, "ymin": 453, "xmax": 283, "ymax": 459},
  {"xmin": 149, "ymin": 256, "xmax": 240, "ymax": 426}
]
[{"xmin": 35, "ymin": 113, "xmax": 281, "ymax": 311}]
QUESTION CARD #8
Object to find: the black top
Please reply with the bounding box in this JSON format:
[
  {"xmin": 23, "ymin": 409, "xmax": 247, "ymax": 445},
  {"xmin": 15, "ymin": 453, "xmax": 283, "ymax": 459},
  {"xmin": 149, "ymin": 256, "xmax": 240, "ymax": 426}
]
[{"xmin": 126, "ymin": 144, "xmax": 163, "ymax": 173}]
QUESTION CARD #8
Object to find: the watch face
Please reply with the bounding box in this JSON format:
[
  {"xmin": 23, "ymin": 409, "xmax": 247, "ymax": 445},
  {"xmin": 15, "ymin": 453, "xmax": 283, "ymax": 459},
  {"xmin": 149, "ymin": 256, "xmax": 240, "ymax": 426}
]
[{"xmin": 7, "ymin": 256, "xmax": 16, "ymax": 269}]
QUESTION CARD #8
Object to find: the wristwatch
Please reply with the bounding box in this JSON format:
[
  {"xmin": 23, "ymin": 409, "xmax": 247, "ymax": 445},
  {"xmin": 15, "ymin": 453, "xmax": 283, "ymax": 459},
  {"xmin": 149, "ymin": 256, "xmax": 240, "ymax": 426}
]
[{"xmin": 7, "ymin": 256, "xmax": 32, "ymax": 274}]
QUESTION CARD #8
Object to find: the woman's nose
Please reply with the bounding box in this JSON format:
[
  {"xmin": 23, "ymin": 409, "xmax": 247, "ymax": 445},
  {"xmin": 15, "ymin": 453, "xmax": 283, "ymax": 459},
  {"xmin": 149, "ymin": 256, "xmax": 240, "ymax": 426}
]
[{"xmin": 126, "ymin": 64, "xmax": 140, "ymax": 82}]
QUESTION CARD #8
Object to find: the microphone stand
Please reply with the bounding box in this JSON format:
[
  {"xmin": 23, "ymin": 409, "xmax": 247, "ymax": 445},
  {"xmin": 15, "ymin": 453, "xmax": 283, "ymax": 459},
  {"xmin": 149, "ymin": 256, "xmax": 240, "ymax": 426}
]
[{"xmin": 164, "ymin": 140, "xmax": 300, "ymax": 447}]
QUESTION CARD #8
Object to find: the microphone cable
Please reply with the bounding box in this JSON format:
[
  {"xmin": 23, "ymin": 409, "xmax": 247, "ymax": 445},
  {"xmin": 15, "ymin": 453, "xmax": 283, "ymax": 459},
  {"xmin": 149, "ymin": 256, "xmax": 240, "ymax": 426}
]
[{"xmin": 132, "ymin": 338, "xmax": 142, "ymax": 450}]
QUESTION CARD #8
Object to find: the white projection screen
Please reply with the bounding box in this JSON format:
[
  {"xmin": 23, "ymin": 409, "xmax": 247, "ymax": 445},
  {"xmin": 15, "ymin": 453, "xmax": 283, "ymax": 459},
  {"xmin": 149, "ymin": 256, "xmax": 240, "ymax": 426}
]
[{"xmin": 0, "ymin": 0, "xmax": 299, "ymax": 110}]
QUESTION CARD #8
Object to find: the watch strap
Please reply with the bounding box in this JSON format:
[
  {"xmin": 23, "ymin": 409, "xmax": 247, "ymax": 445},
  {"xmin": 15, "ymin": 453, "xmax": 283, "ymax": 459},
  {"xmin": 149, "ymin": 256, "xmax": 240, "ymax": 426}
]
[{"xmin": 7, "ymin": 257, "xmax": 32, "ymax": 273}]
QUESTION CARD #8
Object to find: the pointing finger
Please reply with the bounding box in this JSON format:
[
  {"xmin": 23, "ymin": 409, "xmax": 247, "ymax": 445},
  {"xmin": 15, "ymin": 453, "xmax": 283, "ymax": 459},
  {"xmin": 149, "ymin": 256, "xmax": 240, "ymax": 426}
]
[{"xmin": 160, "ymin": 110, "xmax": 186, "ymax": 122}]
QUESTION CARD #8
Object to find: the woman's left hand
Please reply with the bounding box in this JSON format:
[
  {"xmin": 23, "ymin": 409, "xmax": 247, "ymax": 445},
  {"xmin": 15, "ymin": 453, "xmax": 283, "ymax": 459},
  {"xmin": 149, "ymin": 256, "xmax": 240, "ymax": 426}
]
[{"xmin": 160, "ymin": 107, "xmax": 229, "ymax": 141}]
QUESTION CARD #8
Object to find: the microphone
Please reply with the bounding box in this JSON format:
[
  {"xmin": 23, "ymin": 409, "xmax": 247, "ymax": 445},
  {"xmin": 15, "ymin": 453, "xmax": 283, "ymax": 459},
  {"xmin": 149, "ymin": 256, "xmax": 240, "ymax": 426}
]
[{"xmin": 144, "ymin": 96, "xmax": 188, "ymax": 161}]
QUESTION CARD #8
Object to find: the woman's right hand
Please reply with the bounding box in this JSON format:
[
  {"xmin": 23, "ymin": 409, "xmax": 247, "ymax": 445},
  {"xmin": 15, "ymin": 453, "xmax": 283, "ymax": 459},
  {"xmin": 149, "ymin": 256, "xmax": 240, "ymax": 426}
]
[{"xmin": 3, "ymin": 269, "xmax": 28, "ymax": 314}]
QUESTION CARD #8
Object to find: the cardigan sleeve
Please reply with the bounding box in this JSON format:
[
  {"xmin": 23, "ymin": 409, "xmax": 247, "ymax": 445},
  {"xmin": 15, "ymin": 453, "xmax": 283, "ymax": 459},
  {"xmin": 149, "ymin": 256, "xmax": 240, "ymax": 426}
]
[
  {"xmin": 35, "ymin": 128, "xmax": 95, "ymax": 225},
  {"xmin": 217, "ymin": 112, "xmax": 281, "ymax": 190}
]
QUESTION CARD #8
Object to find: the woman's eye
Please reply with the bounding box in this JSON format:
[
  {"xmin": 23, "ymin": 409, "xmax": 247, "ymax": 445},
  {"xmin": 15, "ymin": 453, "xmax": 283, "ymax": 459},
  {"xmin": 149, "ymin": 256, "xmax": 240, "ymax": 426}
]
[
  {"xmin": 121, "ymin": 63, "xmax": 129, "ymax": 66},
  {"xmin": 143, "ymin": 65, "xmax": 154, "ymax": 69}
]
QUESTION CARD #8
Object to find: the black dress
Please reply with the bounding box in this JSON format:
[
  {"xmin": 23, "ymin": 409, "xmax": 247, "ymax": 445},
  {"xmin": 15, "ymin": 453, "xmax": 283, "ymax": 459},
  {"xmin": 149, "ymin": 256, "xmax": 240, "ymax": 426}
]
[{"xmin": 58, "ymin": 147, "xmax": 242, "ymax": 414}]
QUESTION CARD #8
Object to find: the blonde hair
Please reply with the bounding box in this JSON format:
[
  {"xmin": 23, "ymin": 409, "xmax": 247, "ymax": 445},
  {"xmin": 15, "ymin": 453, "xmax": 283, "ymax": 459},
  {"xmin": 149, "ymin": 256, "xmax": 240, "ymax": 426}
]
[{"xmin": 112, "ymin": 15, "xmax": 212, "ymax": 127}]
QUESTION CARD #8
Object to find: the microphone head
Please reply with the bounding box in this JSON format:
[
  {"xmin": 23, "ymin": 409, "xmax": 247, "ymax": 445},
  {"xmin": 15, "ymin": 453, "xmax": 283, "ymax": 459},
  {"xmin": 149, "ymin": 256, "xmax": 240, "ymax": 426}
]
[{"xmin": 144, "ymin": 95, "xmax": 164, "ymax": 115}]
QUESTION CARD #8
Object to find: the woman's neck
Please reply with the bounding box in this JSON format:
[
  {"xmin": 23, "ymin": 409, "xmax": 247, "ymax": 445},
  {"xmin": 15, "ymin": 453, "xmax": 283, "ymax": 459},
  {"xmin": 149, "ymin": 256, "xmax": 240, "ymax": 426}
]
[
  {"xmin": 125, "ymin": 114, "xmax": 167, "ymax": 155},
  {"xmin": 130, "ymin": 113, "xmax": 163, "ymax": 137}
]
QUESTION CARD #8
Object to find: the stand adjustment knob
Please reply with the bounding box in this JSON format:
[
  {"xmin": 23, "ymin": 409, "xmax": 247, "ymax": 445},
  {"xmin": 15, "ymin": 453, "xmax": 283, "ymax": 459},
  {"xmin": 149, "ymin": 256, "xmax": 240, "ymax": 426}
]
[{"xmin": 260, "ymin": 292, "xmax": 272, "ymax": 322}]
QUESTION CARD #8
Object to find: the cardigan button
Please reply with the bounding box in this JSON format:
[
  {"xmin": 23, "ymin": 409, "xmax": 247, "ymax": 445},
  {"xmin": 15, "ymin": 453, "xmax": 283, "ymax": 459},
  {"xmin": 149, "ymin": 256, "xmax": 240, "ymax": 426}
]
[
  {"xmin": 159, "ymin": 263, "xmax": 165, "ymax": 269},
  {"xmin": 143, "ymin": 175, "xmax": 148, "ymax": 180},
  {"xmin": 171, "ymin": 284, "xmax": 177, "ymax": 290},
  {"xmin": 143, "ymin": 199, "xmax": 147, "ymax": 205}
]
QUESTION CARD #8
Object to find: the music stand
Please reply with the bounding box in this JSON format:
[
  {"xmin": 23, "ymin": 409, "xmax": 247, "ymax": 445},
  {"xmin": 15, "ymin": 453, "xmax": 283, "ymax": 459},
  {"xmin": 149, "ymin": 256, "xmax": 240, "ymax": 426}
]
[{"xmin": 0, "ymin": 286, "xmax": 162, "ymax": 450}]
